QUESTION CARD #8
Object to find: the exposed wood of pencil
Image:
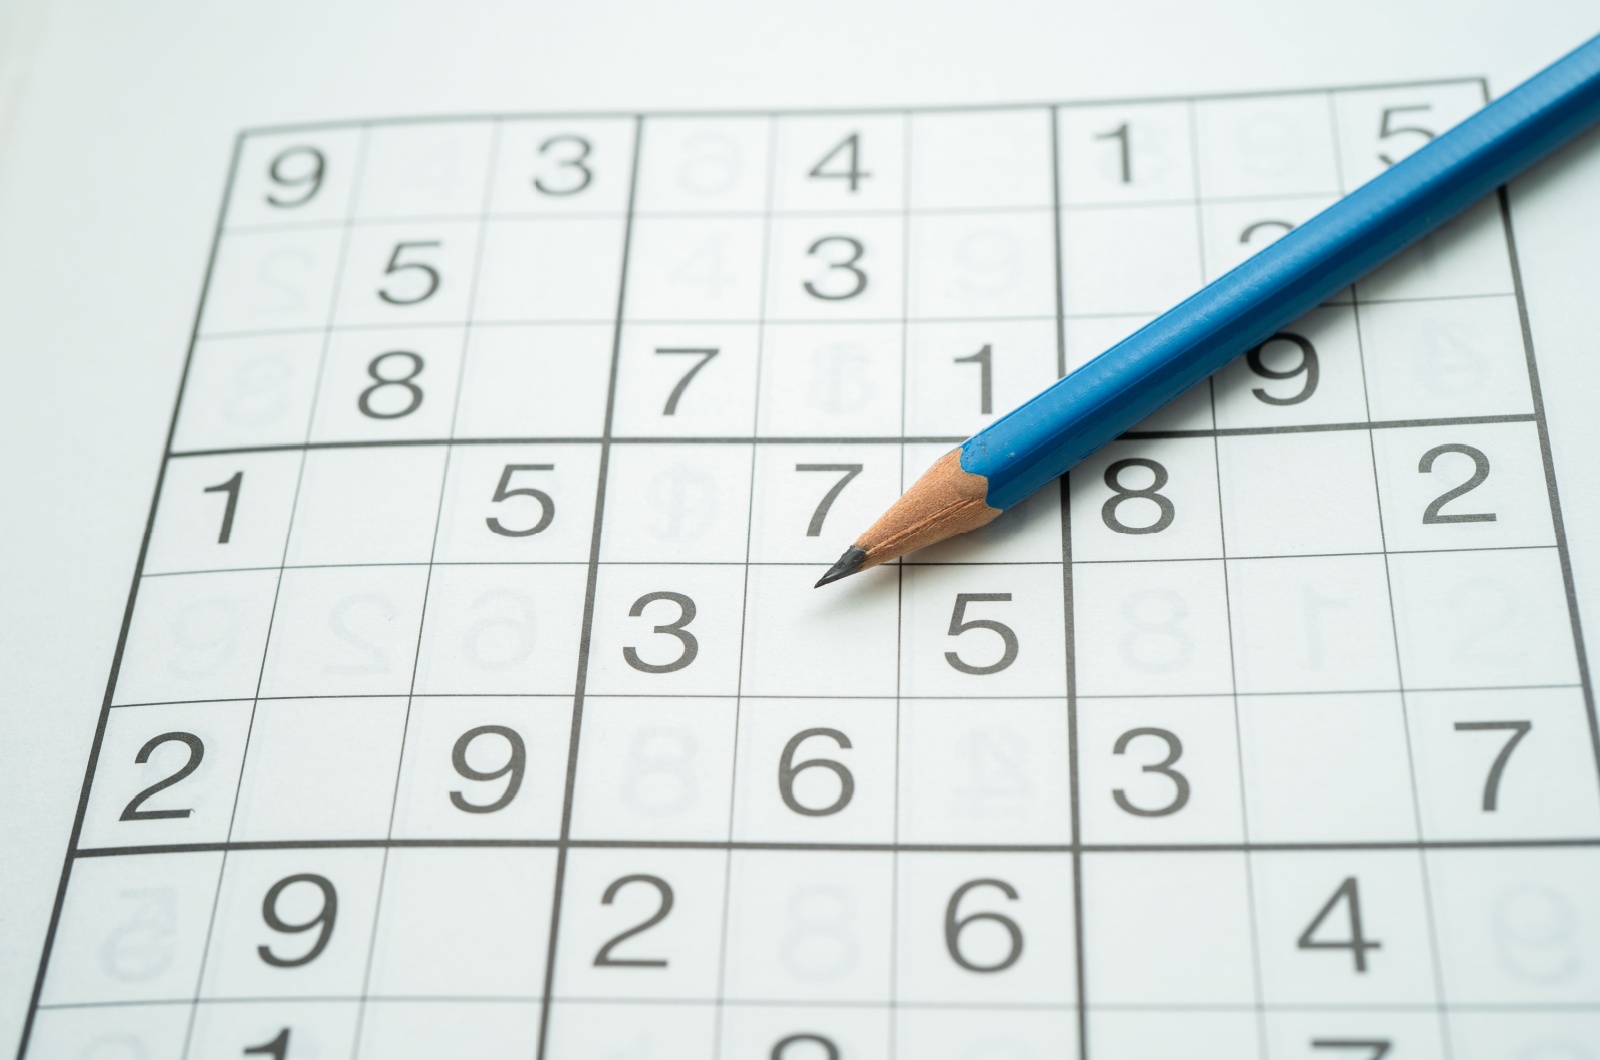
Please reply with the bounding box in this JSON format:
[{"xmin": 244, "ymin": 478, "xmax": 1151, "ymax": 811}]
[{"xmin": 814, "ymin": 449, "xmax": 1001, "ymax": 587}]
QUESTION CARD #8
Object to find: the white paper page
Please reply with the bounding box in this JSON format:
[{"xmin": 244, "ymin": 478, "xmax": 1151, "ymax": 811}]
[{"xmin": 4, "ymin": 4, "xmax": 1600, "ymax": 1058}]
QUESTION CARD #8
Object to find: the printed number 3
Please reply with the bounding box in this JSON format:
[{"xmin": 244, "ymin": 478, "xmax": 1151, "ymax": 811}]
[{"xmin": 623, "ymin": 592, "xmax": 699, "ymax": 673}]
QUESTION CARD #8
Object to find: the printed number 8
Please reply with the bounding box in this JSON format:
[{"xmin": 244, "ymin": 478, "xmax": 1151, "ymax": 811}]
[{"xmin": 1102, "ymin": 458, "xmax": 1174, "ymax": 535}]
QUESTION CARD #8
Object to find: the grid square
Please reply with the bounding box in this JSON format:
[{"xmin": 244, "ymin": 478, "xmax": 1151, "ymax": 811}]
[
  {"xmin": 545, "ymin": 1002, "xmax": 717, "ymax": 1060},
  {"xmin": 172, "ymin": 332, "xmax": 324, "ymax": 452},
  {"xmin": 905, "ymin": 450, "xmax": 1062, "ymax": 564},
  {"xmin": 897, "ymin": 698, "xmax": 1072, "ymax": 845},
  {"xmin": 188, "ymin": 1000, "xmax": 360, "ymax": 1060},
  {"xmin": 489, "ymin": 117, "xmax": 636, "ymax": 215},
  {"xmin": 1226, "ymin": 554, "xmax": 1400, "ymax": 694},
  {"xmin": 1199, "ymin": 194, "xmax": 1338, "ymax": 283},
  {"xmin": 1089, "ymin": 1010, "xmax": 1260, "ymax": 1060},
  {"xmin": 200, "ymin": 227, "xmax": 344, "ymax": 336},
  {"xmin": 356, "ymin": 1001, "xmax": 542, "ymax": 1060},
  {"xmin": 1069, "ymin": 437, "xmax": 1222, "ymax": 562},
  {"xmin": 1332, "ymin": 82, "xmax": 1486, "ymax": 192},
  {"xmin": 113, "ymin": 569, "xmax": 280, "ymax": 706},
  {"xmin": 634, "ymin": 115, "xmax": 771, "ymax": 214},
  {"xmin": 550, "ymin": 847, "xmax": 728, "ymax": 1000},
  {"xmin": 333, "ymin": 220, "xmax": 481, "ymax": 327},
  {"xmin": 354, "ymin": 121, "xmax": 495, "ymax": 219},
  {"xmin": 903, "ymin": 319, "xmax": 1059, "ymax": 438},
  {"xmin": 1448, "ymin": 1012, "xmax": 1600, "ymax": 1060},
  {"xmin": 721, "ymin": 849, "xmax": 894, "ymax": 1002},
  {"xmin": 730, "ymin": 698, "xmax": 897, "ymax": 843},
  {"xmin": 145, "ymin": 451, "xmax": 303, "ymax": 575},
  {"xmin": 1071, "ymin": 559, "xmax": 1234, "ymax": 697},
  {"xmin": 1262, "ymin": 1011, "xmax": 1445, "ymax": 1060},
  {"xmin": 283, "ymin": 446, "xmax": 447, "ymax": 566},
  {"xmin": 42, "ymin": 852, "xmax": 223, "ymax": 1005},
  {"xmin": 599, "ymin": 443, "xmax": 753, "ymax": 563},
  {"xmin": 1077, "ymin": 695, "xmax": 1245, "ymax": 845},
  {"xmin": 1057, "ymin": 102, "xmax": 1196, "ymax": 205},
  {"xmin": 81, "ymin": 700, "xmax": 254, "ymax": 850},
  {"xmin": 906, "ymin": 209, "xmax": 1056, "ymax": 320},
  {"xmin": 756, "ymin": 323, "xmax": 903, "ymax": 437},
  {"xmin": 897, "ymin": 1008, "xmax": 1078, "ymax": 1060},
  {"xmin": 612, "ymin": 323, "xmax": 760, "ymax": 437},
  {"xmin": 432, "ymin": 443, "xmax": 601, "ymax": 564},
  {"xmin": 230, "ymin": 696, "xmax": 406, "ymax": 841},
  {"xmin": 389, "ymin": 695, "xmax": 572, "ymax": 840},
  {"xmin": 307, "ymin": 327, "xmax": 464, "ymax": 443},
  {"xmin": 569, "ymin": 696, "xmax": 737, "ymax": 842},
  {"xmin": 1355, "ymin": 197, "xmax": 1514, "ymax": 303},
  {"xmin": 1210, "ymin": 305, "xmax": 1367, "ymax": 430},
  {"xmin": 770, "ymin": 114, "xmax": 905, "ymax": 213},
  {"xmin": 474, "ymin": 218, "xmax": 628, "ymax": 323},
  {"xmin": 585, "ymin": 564, "xmax": 748, "ymax": 696},
  {"xmin": 747, "ymin": 443, "xmax": 903, "ymax": 564},
  {"xmin": 1194, "ymin": 91, "xmax": 1340, "ymax": 199},
  {"xmin": 720, "ymin": 1006, "xmax": 891, "ymax": 1060},
  {"xmin": 1356, "ymin": 294, "xmax": 1533, "ymax": 422},
  {"xmin": 1059, "ymin": 205, "xmax": 1202, "ymax": 316},
  {"xmin": 27, "ymin": 1004, "xmax": 192, "ymax": 1059},
  {"xmin": 1387, "ymin": 547, "xmax": 1580, "ymax": 690},
  {"xmin": 625, "ymin": 215, "xmax": 767, "ymax": 320},
  {"xmin": 909, "ymin": 108, "xmax": 1053, "ymax": 210},
  {"xmin": 256, "ymin": 565, "xmax": 429, "ymax": 698},
  {"xmin": 453, "ymin": 323, "xmax": 614, "ymax": 439},
  {"xmin": 899, "ymin": 562, "xmax": 1067, "ymax": 698},
  {"xmin": 764, "ymin": 215, "xmax": 905, "ymax": 320},
  {"xmin": 1216, "ymin": 428, "xmax": 1384, "ymax": 557},
  {"xmin": 1064, "ymin": 316, "xmax": 1217, "ymax": 433},
  {"xmin": 412, "ymin": 563, "xmax": 589, "ymax": 695},
  {"xmin": 739, "ymin": 563, "xmax": 899, "ymax": 698},
  {"xmin": 366, "ymin": 847, "xmax": 556, "ymax": 998},
  {"xmin": 225, "ymin": 127, "xmax": 363, "ymax": 229}
]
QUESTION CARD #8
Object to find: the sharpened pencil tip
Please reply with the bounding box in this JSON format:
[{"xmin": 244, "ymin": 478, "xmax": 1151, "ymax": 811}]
[{"xmin": 814, "ymin": 546, "xmax": 869, "ymax": 588}]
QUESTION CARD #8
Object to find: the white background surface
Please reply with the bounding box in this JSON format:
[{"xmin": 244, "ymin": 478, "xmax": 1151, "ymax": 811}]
[{"xmin": 1, "ymin": 1, "xmax": 1598, "ymax": 1053}]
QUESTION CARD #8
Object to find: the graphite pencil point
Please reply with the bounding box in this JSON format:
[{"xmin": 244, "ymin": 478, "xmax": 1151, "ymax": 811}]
[{"xmin": 814, "ymin": 546, "xmax": 869, "ymax": 588}]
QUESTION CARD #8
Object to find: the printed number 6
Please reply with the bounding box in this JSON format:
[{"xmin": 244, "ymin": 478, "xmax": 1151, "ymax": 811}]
[
  {"xmin": 945, "ymin": 593, "xmax": 1018, "ymax": 675},
  {"xmin": 623, "ymin": 592, "xmax": 699, "ymax": 674}
]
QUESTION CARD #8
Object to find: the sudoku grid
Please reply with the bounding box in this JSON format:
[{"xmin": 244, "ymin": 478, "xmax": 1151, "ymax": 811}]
[{"xmin": 19, "ymin": 80, "xmax": 1600, "ymax": 1060}]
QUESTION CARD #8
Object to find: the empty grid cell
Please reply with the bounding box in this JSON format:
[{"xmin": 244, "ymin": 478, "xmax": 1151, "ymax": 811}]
[
  {"xmin": 200, "ymin": 227, "xmax": 345, "ymax": 336},
  {"xmin": 366, "ymin": 847, "xmax": 556, "ymax": 998},
  {"xmin": 612, "ymin": 323, "xmax": 760, "ymax": 437},
  {"xmin": 474, "ymin": 218, "xmax": 628, "ymax": 322},
  {"xmin": 1081, "ymin": 852, "xmax": 1258, "ymax": 1005},
  {"xmin": 897, "ymin": 698, "xmax": 1072, "ymax": 846},
  {"xmin": 188, "ymin": 1000, "xmax": 360, "ymax": 1060},
  {"xmin": 357, "ymin": 1001, "xmax": 543, "ymax": 1059},
  {"xmin": 903, "ymin": 319, "xmax": 1059, "ymax": 438},
  {"xmin": 354, "ymin": 121, "xmax": 495, "ymax": 219},
  {"xmin": 489, "ymin": 117, "xmax": 636, "ymax": 215},
  {"xmin": 1058, "ymin": 102, "xmax": 1195, "ymax": 205},
  {"xmin": 731, "ymin": 697, "xmax": 896, "ymax": 844},
  {"xmin": 333, "ymin": 220, "xmax": 481, "ymax": 327},
  {"xmin": 551, "ymin": 847, "xmax": 728, "ymax": 1000},
  {"xmin": 1071, "ymin": 559, "xmax": 1234, "ymax": 697},
  {"xmin": 1210, "ymin": 305, "xmax": 1368, "ymax": 431},
  {"xmin": 739, "ymin": 563, "xmax": 900, "ymax": 698},
  {"xmin": 1089, "ymin": 1010, "xmax": 1260, "ymax": 1060},
  {"xmin": 308, "ymin": 326, "xmax": 464, "ymax": 443},
  {"xmin": 585, "ymin": 564, "xmax": 748, "ymax": 696},
  {"xmin": 256, "ymin": 565, "xmax": 429, "ymax": 698},
  {"xmin": 1251, "ymin": 849, "xmax": 1440, "ymax": 1006},
  {"xmin": 389, "ymin": 695, "xmax": 572, "ymax": 840},
  {"xmin": 200, "ymin": 847, "xmax": 384, "ymax": 1000},
  {"xmin": 909, "ymin": 107, "xmax": 1054, "ymax": 210},
  {"xmin": 1371, "ymin": 420, "xmax": 1555, "ymax": 552},
  {"xmin": 81, "ymin": 700, "xmax": 254, "ymax": 850},
  {"xmin": 1405, "ymin": 686, "xmax": 1600, "ymax": 841},
  {"xmin": 1426, "ymin": 846, "xmax": 1600, "ymax": 1006},
  {"xmin": 432, "ymin": 443, "xmax": 601, "ymax": 564},
  {"xmin": 172, "ymin": 332, "xmax": 324, "ymax": 452},
  {"xmin": 283, "ymin": 446, "xmax": 446, "ymax": 566},
  {"xmin": 411, "ymin": 562, "xmax": 588, "ymax": 695},
  {"xmin": 1237, "ymin": 692, "xmax": 1419, "ymax": 843},
  {"xmin": 899, "ymin": 562, "xmax": 1067, "ymax": 698},
  {"xmin": 1356, "ymin": 294, "xmax": 1532, "ymax": 423},
  {"xmin": 27, "ymin": 1003, "xmax": 192, "ymax": 1059},
  {"xmin": 1070, "ymin": 436, "xmax": 1223, "ymax": 562},
  {"xmin": 1194, "ymin": 91, "xmax": 1340, "ymax": 199},
  {"xmin": 452, "ymin": 323, "xmax": 614, "ymax": 439},
  {"xmin": 626, "ymin": 215, "xmax": 767, "ymax": 320},
  {"xmin": 600, "ymin": 443, "xmax": 753, "ymax": 564},
  {"xmin": 230, "ymin": 696, "xmax": 406, "ymax": 842},
  {"xmin": 634, "ymin": 115, "xmax": 771, "ymax": 214},
  {"xmin": 145, "ymin": 451, "xmax": 302, "ymax": 575},
  {"xmin": 226, "ymin": 127, "xmax": 362, "ymax": 229},
  {"xmin": 721, "ymin": 849, "xmax": 894, "ymax": 1003},
  {"xmin": 896, "ymin": 851, "xmax": 1077, "ymax": 1004},
  {"xmin": 1387, "ymin": 547, "xmax": 1579, "ymax": 690},
  {"xmin": 1064, "ymin": 315, "xmax": 1217, "ymax": 433},
  {"xmin": 747, "ymin": 443, "xmax": 903, "ymax": 565},
  {"xmin": 1059, "ymin": 205, "xmax": 1203, "ymax": 316},
  {"xmin": 756, "ymin": 322, "xmax": 903, "ymax": 437},
  {"xmin": 1077, "ymin": 695, "xmax": 1245, "ymax": 846},
  {"xmin": 1226, "ymin": 554, "xmax": 1399, "ymax": 694},
  {"xmin": 42, "ymin": 851, "xmax": 222, "ymax": 1005},
  {"xmin": 113, "ymin": 569, "xmax": 281, "ymax": 706},
  {"xmin": 545, "ymin": 1001, "xmax": 717, "ymax": 1060},
  {"xmin": 1356, "ymin": 197, "xmax": 1514, "ymax": 303},
  {"xmin": 764, "ymin": 215, "xmax": 905, "ymax": 321},
  {"xmin": 906, "ymin": 209, "xmax": 1056, "ymax": 320},
  {"xmin": 897, "ymin": 1007, "xmax": 1078, "ymax": 1060},
  {"xmin": 1216, "ymin": 429, "xmax": 1384, "ymax": 558},
  {"xmin": 1448, "ymin": 1011, "xmax": 1600, "ymax": 1060},
  {"xmin": 770, "ymin": 113, "xmax": 905, "ymax": 213},
  {"xmin": 1200, "ymin": 194, "xmax": 1339, "ymax": 283}
]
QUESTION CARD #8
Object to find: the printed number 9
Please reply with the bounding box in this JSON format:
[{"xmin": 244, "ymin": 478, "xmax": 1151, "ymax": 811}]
[
  {"xmin": 258, "ymin": 874, "xmax": 337, "ymax": 968},
  {"xmin": 266, "ymin": 146, "xmax": 325, "ymax": 208}
]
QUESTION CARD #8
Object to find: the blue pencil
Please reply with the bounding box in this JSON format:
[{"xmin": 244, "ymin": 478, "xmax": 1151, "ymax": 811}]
[{"xmin": 817, "ymin": 31, "xmax": 1600, "ymax": 588}]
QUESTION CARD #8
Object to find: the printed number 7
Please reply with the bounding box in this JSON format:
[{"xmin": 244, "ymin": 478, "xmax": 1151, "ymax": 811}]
[
  {"xmin": 655, "ymin": 348, "xmax": 720, "ymax": 416},
  {"xmin": 796, "ymin": 464, "xmax": 863, "ymax": 537}
]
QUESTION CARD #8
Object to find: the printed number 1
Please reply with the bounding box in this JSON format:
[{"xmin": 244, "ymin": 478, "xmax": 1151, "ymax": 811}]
[
  {"xmin": 204, "ymin": 471, "xmax": 243, "ymax": 544},
  {"xmin": 243, "ymin": 1029, "xmax": 289, "ymax": 1060}
]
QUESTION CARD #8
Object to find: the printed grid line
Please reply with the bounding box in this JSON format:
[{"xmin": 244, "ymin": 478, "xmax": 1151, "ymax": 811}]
[{"xmin": 22, "ymin": 79, "xmax": 1600, "ymax": 1060}]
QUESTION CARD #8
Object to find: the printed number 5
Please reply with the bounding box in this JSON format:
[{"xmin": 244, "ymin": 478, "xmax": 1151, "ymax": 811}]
[
  {"xmin": 945, "ymin": 593, "xmax": 1018, "ymax": 675},
  {"xmin": 1378, "ymin": 105, "xmax": 1434, "ymax": 166}
]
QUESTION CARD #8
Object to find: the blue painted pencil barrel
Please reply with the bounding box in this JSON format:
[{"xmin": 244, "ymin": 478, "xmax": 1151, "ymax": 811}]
[{"xmin": 962, "ymin": 32, "xmax": 1600, "ymax": 511}]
